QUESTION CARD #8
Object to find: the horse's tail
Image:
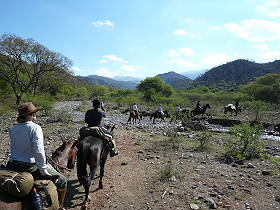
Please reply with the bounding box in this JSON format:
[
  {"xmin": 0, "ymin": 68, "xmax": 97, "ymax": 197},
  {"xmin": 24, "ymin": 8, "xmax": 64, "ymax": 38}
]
[{"xmin": 77, "ymin": 140, "xmax": 90, "ymax": 185}]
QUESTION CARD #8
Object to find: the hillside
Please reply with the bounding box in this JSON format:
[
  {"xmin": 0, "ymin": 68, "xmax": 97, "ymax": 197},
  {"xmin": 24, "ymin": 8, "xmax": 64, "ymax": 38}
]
[
  {"xmin": 194, "ymin": 59, "xmax": 280, "ymax": 88},
  {"xmin": 156, "ymin": 71, "xmax": 193, "ymax": 90},
  {"xmin": 78, "ymin": 75, "xmax": 137, "ymax": 89}
]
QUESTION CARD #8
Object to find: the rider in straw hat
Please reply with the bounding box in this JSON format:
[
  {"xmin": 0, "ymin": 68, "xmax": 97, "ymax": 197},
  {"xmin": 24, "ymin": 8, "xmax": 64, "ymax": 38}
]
[{"xmin": 6, "ymin": 102, "xmax": 68, "ymax": 210}]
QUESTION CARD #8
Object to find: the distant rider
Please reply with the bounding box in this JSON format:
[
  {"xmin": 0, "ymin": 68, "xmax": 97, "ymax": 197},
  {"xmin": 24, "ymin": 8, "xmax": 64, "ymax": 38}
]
[
  {"xmin": 196, "ymin": 100, "xmax": 202, "ymax": 111},
  {"xmin": 131, "ymin": 103, "xmax": 140, "ymax": 114},
  {"xmin": 156, "ymin": 104, "xmax": 164, "ymax": 116}
]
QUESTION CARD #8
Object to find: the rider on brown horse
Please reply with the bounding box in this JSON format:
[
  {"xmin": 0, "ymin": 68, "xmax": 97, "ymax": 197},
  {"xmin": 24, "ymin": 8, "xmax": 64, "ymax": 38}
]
[
  {"xmin": 6, "ymin": 102, "xmax": 68, "ymax": 210},
  {"xmin": 196, "ymin": 100, "xmax": 202, "ymax": 112},
  {"xmin": 82, "ymin": 98, "xmax": 118, "ymax": 157}
]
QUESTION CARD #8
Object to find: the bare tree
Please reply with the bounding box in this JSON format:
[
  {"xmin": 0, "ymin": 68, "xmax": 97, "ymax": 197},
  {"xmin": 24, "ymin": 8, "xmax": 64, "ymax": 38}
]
[{"xmin": 0, "ymin": 34, "xmax": 72, "ymax": 104}]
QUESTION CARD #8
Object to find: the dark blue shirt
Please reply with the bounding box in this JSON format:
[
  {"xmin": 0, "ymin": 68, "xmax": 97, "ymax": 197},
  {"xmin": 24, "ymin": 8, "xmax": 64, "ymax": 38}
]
[{"xmin": 85, "ymin": 109, "xmax": 106, "ymax": 127}]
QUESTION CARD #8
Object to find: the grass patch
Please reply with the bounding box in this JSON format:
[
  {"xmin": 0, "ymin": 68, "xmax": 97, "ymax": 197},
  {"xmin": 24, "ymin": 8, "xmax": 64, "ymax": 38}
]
[{"xmin": 157, "ymin": 163, "xmax": 184, "ymax": 182}]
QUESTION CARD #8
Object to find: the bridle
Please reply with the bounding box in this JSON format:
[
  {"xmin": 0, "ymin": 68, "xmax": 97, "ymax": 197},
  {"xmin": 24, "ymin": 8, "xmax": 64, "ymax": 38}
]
[{"xmin": 48, "ymin": 140, "xmax": 78, "ymax": 172}]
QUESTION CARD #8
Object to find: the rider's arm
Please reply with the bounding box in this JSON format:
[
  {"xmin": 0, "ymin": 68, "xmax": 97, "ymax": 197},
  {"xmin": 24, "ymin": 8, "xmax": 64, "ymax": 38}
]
[
  {"xmin": 30, "ymin": 125, "xmax": 49, "ymax": 176},
  {"xmin": 85, "ymin": 110, "xmax": 90, "ymax": 124}
]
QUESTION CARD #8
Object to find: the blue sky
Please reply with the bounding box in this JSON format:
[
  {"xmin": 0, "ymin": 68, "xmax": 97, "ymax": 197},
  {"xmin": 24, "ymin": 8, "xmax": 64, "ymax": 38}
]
[{"xmin": 0, "ymin": 0, "xmax": 279, "ymax": 79}]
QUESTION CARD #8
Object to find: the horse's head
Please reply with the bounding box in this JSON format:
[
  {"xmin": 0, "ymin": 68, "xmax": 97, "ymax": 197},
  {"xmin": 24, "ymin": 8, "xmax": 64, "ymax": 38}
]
[
  {"xmin": 104, "ymin": 124, "xmax": 116, "ymax": 134},
  {"xmin": 205, "ymin": 104, "xmax": 211, "ymax": 109},
  {"xmin": 51, "ymin": 138, "xmax": 78, "ymax": 172},
  {"xmin": 164, "ymin": 110, "xmax": 171, "ymax": 118}
]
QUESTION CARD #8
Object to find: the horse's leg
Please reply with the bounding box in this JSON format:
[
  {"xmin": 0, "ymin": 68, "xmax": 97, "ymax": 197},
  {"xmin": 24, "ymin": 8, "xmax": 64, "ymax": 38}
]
[
  {"xmin": 98, "ymin": 157, "xmax": 108, "ymax": 189},
  {"xmin": 170, "ymin": 117, "xmax": 173, "ymax": 123}
]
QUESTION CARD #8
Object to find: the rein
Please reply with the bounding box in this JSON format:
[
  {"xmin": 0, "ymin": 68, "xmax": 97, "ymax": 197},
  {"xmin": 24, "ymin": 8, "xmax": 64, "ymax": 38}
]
[
  {"xmin": 47, "ymin": 143, "xmax": 78, "ymax": 172},
  {"xmin": 47, "ymin": 155, "xmax": 72, "ymax": 171}
]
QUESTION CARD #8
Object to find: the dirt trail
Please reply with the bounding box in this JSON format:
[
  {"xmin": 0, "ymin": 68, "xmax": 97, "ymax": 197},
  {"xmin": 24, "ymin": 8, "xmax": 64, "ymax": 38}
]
[{"xmin": 65, "ymin": 130, "xmax": 153, "ymax": 210}]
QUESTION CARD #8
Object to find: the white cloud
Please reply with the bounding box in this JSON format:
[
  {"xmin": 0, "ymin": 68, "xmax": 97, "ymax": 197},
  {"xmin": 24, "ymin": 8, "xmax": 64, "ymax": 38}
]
[
  {"xmin": 211, "ymin": 26, "xmax": 221, "ymax": 30},
  {"xmin": 92, "ymin": 20, "xmax": 115, "ymax": 28},
  {"xmin": 178, "ymin": 48, "xmax": 194, "ymax": 56},
  {"xmin": 258, "ymin": 51, "xmax": 280, "ymax": 61},
  {"xmin": 121, "ymin": 65, "xmax": 140, "ymax": 72},
  {"xmin": 256, "ymin": 1, "xmax": 280, "ymax": 18},
  {"xmin": 98, "ymin": 59, "xmax": 108, "ymax": 64},
  {"xmin": 224, "ymin": 19, "xmax": 280, "ymax": 42},
  {"xmin": 95, "ymin": 67, "xmax": 117, "ymax": 78},
  {"xmin": 201, "ymin": 54, "xmax": 233, "ymax": 66},
  {"xmin": 70, "ymin": 66, "xmax": 81, "ymax": 72},
  {"xmin": 252, "ymin": 44, "xmax": 269, "ymax": 51},
  {"xmin": 165, "ymin": 58, "xmax": 197, "ymax": 68},
  {"xmin": 167, "ymin": 48, "xmax": 194, "ymax": 57},
  {"xmin": 167, "ymin": 49, "xmax": 180, "ymax": 57},
  {"xmin": 103, "ymin": 54, "xmax": 128, "ymax": 63},
  {"xmin": 173, "ymin": 29, "xmax": 188, "ymax": 36}
]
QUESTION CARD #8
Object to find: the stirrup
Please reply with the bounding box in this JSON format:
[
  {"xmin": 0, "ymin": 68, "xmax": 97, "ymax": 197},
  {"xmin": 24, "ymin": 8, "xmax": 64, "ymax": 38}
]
[{"xmin": 110, "ymin": 150, "xmax": 118, "ymax": 157}]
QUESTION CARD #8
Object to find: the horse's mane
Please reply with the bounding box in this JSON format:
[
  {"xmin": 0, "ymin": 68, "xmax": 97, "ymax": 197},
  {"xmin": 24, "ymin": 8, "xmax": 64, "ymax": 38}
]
[
  {"xmin": 52, "ymin": 140, "xmax": 74, "ymax": 157},
  {"xmin": 52, "ymin": 142, "xmax": 67, "ymax": 157}
]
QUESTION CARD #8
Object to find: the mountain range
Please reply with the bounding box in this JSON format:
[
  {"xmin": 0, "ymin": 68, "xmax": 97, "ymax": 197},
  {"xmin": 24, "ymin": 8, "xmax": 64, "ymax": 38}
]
[
  {"xmin": 195, "ymin": 59, "xmax": 280, "ymax": 88},
  {"xmin": 77, "ymin": 75, "xmax": 137, "ymax": 89},
  {"xmin": 78, "ymin": 59, "xmax": 280, "ymax": 90}
]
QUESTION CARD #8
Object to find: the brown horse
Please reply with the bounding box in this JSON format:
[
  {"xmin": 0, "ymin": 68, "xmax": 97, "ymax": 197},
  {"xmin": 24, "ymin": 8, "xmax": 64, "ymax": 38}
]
[
  {"xmin": 76, "ymin": 125, "xmax": 116, "ymax": 202},
  {"xmin": 191, "ymin": 104, "xmax": 211, "ymax": 118},
  {"xmin": 127, "ymin": 110, "xmax": 142, "ymax": 124},
  {"xmin": 50, "ymin": 138, "xmax": 78, "ymax": 173},
  {"xmin": 150, "ymin": 110, "xmax": 171, "ymax": 124}
]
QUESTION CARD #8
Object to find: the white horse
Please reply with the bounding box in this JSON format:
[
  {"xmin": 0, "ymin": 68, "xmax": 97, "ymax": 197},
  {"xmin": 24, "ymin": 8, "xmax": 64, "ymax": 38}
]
[{"xmin": 224, "ymin": 104, "xmax": 237, "ymax": 116}]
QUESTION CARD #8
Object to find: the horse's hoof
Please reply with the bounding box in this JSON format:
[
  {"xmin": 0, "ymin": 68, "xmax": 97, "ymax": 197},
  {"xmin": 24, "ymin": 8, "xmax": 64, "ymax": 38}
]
[
  {"xmin": 81, "ymin": 203, "xmax": 89, "ymax": 210},
  {"xmin": 84, "ymin": 195, "xmax": 91, "ymax": 202},
  {"xmin": 99, "ymin": 182, "xmax": 103, "ymax": 189}
]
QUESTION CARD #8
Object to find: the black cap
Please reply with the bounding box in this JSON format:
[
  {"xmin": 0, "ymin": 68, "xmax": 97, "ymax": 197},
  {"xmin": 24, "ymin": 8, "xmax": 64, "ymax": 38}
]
[{"xmin": 92, "ymin": 98, "xmax": 102, "ymax": 108}]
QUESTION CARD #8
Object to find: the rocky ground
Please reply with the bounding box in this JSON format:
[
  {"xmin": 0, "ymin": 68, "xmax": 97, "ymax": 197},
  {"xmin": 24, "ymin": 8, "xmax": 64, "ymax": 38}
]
[{"xmin": 0, "ymin": 101, "xmax": 280, "ymax": 210}]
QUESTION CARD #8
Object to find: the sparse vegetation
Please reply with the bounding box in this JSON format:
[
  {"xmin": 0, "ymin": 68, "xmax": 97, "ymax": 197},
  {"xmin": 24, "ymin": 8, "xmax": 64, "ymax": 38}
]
[
  {"xmin": 196, "ymin": 132, "xmax": 213, "ymax": 151},
  {"xmin": 224, "ymin": 123, "xmax": 264, "ymax": 159},
  {"xmin": 157, "ymin": 163, "xmax": 183, "ymax": 182}
]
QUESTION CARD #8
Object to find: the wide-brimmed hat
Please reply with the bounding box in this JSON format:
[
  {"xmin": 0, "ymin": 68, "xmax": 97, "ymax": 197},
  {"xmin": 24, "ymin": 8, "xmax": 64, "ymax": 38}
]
[{"xmin": 17, "ymin": 102, "xmax": 39, "ymax": 118}]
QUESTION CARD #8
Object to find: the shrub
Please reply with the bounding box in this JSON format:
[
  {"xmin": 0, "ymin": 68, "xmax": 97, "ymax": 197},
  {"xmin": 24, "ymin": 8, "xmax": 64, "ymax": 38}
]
[
  {"xmin": 157, "ymin": 163, "xmax": 183, "ymax": 182},
  {"xmin": 196, "ymin": 132, "xmax": 213, "ymax": 151},
  {"xmin": 224, "ymin": 123, "xmax": 264, "ymax": 159}
]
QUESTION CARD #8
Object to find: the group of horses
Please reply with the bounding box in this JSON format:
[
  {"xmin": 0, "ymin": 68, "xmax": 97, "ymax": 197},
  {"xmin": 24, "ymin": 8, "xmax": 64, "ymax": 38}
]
[
  {"xmin": 126, "ymin": 103, "xmax": 213, "ymax": 124},
  {"xmin": 126, "ymin": 103, "xmax": 242, "ymax": 124}
]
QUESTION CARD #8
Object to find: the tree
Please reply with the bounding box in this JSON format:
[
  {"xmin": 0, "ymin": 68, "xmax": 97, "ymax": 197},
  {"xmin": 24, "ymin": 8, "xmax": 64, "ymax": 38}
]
[
  {"xmin": 0, "ymin": 34, "xmax": 72, "ymax": 104},
  {"xmin": 242, "ymin": 73, "xmax": 280, "ymax": 105},
  {"xmin": 137, "ymin": 77, "xmax": 174, "ymax": 101}
]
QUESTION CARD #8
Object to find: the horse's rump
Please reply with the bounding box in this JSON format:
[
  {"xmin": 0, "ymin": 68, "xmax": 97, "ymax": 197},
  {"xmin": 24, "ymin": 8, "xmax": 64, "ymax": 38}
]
[
  {"xmin": 79, "ymin": 126, "xmax": 112, "ymax": 140},
  {"xmin": 225, "ymin": 104, "xmax": 235, "ymax": 110},
  {"xmin": 0, "ymin": 193, "xmax": 22, "ymax": 210},
  {"xmin": 76, "ymin": 136, "xmax": 106, "ymax": 182}
]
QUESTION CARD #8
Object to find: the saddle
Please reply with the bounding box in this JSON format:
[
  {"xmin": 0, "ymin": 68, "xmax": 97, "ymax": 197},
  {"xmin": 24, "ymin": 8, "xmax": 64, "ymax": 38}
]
[{"xmin": 79, "ymin": 126, "xmax": 113, "ymax": 148}]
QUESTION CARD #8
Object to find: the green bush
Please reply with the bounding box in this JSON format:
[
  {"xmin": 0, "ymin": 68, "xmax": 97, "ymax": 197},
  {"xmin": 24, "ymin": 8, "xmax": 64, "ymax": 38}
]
[
  {"xmin": 224, "ymin": 123, "xmax": 264, "ymax": 159},
  {"xmin": 197, "ymin": 132, "xmax": 213, "ymax": 151},
  {"xmin": 158, "ymin": 163, "xmax": 183, "ymax": 182}
]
